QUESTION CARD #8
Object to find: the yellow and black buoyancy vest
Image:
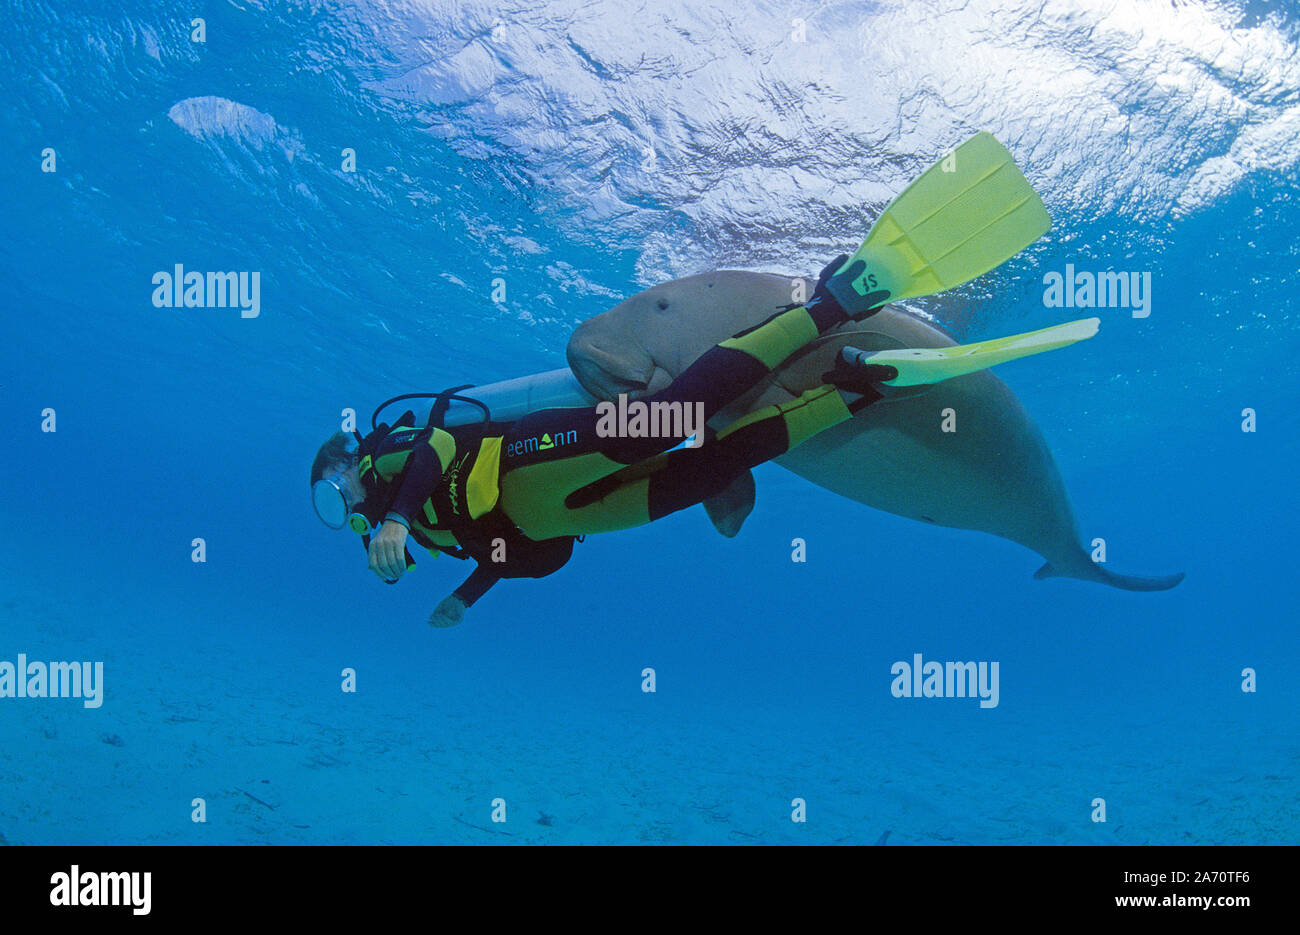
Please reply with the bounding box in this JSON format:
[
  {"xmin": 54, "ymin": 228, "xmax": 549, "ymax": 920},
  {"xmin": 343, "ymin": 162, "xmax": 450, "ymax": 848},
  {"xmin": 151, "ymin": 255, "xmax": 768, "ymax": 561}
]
[
  {"xmin": 358, "ymin": 416, "xmax": 504, "ymax": 553},
  {"xmin": 356, "ymin": 413, "xmax": 575, "ymax": 581}
]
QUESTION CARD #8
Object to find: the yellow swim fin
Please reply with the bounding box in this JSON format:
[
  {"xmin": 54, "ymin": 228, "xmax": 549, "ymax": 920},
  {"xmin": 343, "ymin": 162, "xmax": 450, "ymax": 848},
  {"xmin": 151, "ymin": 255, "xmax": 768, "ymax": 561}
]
[
  {"xmin": 842, "ymin": 317, "xmax": 1100, "ymax": 387},
  {"xmin": 824, "ymin": 131, "xmax": 1052, "ymax": 313}
]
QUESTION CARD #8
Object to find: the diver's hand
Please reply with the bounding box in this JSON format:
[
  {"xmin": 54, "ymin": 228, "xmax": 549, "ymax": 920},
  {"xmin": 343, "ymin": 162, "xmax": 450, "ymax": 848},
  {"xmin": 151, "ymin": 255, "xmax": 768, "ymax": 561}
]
[
  {"xmin": 428, "ymin": 593, "xmax": 468, "ymax": 628},
  {"xmin": 368, "ymin": 520, "xmax": 409, "ymax": 582},
  {"xmin": 814, "ymin": 251, "xmax": 885, "ymax": 320}
]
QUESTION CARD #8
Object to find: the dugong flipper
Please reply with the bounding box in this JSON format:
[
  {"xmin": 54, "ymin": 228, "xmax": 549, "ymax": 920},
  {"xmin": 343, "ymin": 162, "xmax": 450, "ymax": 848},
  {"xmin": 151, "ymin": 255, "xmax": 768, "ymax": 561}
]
[
  {"xmin": 567, "ymin": 270, "xmax": 1184, "ymax": 591},
  {"xmin": 701, "ymin": 468, "xmax": 756, "ymax": 538}
]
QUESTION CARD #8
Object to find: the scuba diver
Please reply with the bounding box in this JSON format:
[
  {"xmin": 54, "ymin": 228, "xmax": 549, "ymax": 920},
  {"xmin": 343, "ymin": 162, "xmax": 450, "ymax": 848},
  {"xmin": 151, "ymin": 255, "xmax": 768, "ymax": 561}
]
[
  {"xmin": 310, "ymin": 132, "xmax": 1089, "ymax": 626},
  {"xmin": 311, "ymin": 255, "xmax": 898, "ymax": 627}
]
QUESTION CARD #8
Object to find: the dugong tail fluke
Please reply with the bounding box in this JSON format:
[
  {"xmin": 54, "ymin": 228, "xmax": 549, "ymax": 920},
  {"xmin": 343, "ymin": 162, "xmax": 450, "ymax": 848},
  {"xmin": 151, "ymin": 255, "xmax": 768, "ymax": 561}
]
[{"xmin": 1034, "ymin": 559, "xmax": 1186, "ymax": 592}]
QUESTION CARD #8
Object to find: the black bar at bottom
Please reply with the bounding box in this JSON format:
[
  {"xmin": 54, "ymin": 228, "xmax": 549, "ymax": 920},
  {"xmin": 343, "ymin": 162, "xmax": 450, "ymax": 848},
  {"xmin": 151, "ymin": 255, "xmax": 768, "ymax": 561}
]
[{"xmin": 0, "ymin": 844, "xmax": 1282, "ymax": 922}]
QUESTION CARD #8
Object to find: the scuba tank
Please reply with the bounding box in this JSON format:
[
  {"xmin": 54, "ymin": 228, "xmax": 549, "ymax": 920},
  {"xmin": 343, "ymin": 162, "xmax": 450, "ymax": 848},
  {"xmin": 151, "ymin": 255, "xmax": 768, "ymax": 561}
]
[{"xmin": 372, "ymin": 368, "xmax": 595, "ymax": 430}]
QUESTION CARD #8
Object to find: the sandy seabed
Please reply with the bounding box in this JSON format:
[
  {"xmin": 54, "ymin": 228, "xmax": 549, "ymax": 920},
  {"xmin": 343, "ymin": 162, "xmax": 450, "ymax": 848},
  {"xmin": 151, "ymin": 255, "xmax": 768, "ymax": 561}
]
[{"xmin": 0, "ymin": 586, "xmax": 1294, "ymax": 846}]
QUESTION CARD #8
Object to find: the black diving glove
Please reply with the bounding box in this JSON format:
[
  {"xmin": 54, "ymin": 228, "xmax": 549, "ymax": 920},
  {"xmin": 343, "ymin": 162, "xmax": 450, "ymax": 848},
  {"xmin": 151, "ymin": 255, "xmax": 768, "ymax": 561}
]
[
  {"xmin": 822, "ymin": 357, "xmax": 898, "ymax": 392},
  {"xmin": 821, "ymin": 357, "xmax": 896, "ymax": 414},
  {"xmin": 812, "ymin": 253, "xmax": 890, "ymax": 322}
]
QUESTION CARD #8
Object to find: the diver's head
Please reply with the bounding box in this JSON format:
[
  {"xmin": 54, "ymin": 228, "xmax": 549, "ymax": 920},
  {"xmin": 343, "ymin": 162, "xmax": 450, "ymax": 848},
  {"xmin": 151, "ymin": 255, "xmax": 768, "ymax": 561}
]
[{"xmin": 310, "ymin": 431, "xmax": 363, "ymax": 529}]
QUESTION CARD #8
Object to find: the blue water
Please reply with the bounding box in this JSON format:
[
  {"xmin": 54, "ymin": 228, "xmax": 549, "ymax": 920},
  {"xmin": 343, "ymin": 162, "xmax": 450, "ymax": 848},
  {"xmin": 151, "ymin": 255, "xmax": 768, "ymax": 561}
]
[{"xmin": 1, "ymin": 0, "xmax": 1297, "ymax": 844}]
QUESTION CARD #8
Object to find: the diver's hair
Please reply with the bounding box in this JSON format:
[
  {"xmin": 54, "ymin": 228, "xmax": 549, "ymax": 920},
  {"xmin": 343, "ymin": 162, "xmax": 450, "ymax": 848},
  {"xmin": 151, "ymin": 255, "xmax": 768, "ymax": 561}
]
[{"xmin": 310, "ymin": 431, "xmax": 358, "ymax": 486}]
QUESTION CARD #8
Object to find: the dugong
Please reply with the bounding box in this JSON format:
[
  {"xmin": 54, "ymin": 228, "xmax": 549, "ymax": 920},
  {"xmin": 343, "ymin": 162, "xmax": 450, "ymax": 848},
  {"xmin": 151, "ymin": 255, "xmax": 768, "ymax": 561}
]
[{"xmin": 567, "ymin": 270, "xmax": 1184, "ymax": 591}]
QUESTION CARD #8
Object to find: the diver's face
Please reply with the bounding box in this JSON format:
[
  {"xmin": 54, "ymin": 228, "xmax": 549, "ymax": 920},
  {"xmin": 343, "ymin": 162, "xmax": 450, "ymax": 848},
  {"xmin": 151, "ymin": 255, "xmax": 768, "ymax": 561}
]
[{"xmin": 334, "ymin": 463, "xmax": 364, "ymax": 507}]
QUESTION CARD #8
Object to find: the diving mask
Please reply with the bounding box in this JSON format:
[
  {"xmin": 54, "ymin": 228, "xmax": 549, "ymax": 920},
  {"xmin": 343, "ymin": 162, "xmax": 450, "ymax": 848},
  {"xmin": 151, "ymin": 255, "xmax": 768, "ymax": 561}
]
[{"xmin": 312, "ymin": 470, "xmax": 355, "ymax": 530}]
